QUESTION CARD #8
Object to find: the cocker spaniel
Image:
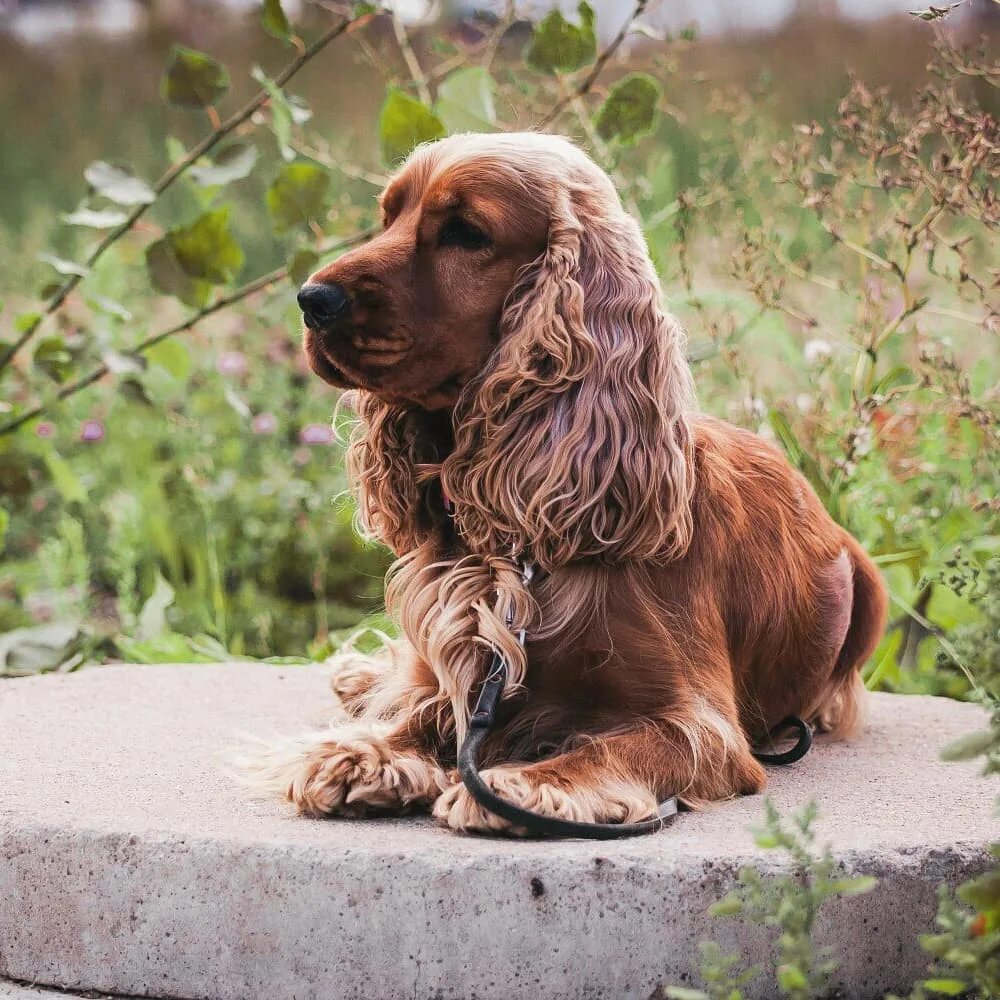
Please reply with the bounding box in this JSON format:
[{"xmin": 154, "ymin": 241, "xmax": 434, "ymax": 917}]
[{"xmin": 248, "ymin": 132, "xmax": 888, "ymax": 834}]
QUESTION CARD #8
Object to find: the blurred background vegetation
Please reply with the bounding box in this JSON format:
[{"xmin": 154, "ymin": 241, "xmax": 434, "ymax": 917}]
[{"xmin": 0, "ymin": 0, "xmax": 996, "ymax": 693}]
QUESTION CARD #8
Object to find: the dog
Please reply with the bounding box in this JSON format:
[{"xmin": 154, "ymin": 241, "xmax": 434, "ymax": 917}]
[{"xmin": 245, "ymin": 132, "xmax": 887, "ymax": 834}]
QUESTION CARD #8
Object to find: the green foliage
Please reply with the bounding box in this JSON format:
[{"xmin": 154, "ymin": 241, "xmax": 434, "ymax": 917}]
[
  {"xmin": 161, "ymin": 45, "xmax": 231, "ymax": 109},
  {"xmin": 662, "ymin": 801, "xmax": 877, "ymax": 1000},
  {"xmin": 378, "ymin": 88, "xmax": 445, "ymax": 164},
  {"xmin": 188, "ymin": 143, "xmax": 259, "ymax": 188},
  {"xmin": 61, "ymin": 206, "xmax": 129, "ymax": 229},
  {"xmin": 261, "ymin": 0, "xmax": 293, "ymax": 43},
  {"xmin": 525, "ymin": 2, "xmax": 596, "ymax": 74},
  {"xmin": 436, "ymin": 67, "xmax": 497, "ymax": 133},
  {"xmin": 267, "ymin": 162, "xmax": 331, "ymax": 233},
  {"xmin": 146, "ymin": 237, "xmax": 211, "ymax": 308},
  {"xmin": 83, "ymin": 161, "xmax": 156, "ymax": 206},
  {"xmin": 168, "ymin": 207, "xmax": 245, "ymax": 285},
  {"xmin": 595, "ymin": 73, "xmax": 662, "ymax": 144}
]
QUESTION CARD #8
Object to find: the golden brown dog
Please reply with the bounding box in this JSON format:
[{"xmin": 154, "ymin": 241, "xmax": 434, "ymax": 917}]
[{"xmin": 248, "ymin": 133, "xmax": 887, "ymax": 834}]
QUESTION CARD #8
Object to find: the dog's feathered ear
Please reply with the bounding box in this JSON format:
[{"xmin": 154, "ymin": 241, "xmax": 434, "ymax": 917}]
[{"xmin": 443, "ymin": 183, "xmax": 695, "ymax": 571}]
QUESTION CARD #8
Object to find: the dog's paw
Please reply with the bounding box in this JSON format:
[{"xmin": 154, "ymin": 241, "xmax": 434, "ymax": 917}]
[
  {"xmin": 432, "ymin": 767, "xmax": 658, "ymax": 836},
  {"xmin": 326, "ymin": 652, "xmax": 382, "ymax": 713},
  {"xmin": 239, "ymin": 722, "xmax": 447, "ymax": 818}
]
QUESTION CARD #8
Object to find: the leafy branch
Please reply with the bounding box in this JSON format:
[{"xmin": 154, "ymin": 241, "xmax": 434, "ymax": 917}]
[
  {"xmin": 0, "ymin": 228, "xmax": 375, "ymax": 437},
  {"xmin": 536, "ymin": 0, "xmax": 650, "ymax": 129},
  {"xmin": 0, "ymin": 3, "xmax": 373, "ymax": 376}
]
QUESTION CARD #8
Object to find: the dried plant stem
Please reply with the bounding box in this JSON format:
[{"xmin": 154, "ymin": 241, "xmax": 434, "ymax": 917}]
[
  {"xmin": 390, "ymin": 9, "xmax": 432, "ymax": 105},
  {"xmin": 0, "ymin": 229, "xmax": 376, "ymax": 437},
  {"xmin": 0, "ymin": 6, "xmax": 370, "ymax": 375}
]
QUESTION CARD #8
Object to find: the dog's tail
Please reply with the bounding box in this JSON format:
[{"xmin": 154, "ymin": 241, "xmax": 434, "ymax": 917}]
[{"xmin": 809, "ymin": 538, "xmax": 888, "ymax": 738}]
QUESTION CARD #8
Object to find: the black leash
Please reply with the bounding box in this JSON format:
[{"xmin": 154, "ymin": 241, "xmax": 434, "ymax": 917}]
[{"xmin": 456, "ymin": 560, "xmax": 813, "ymax": 839}]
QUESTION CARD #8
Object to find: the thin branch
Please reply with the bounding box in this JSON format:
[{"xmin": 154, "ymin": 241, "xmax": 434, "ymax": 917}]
[
  {"xmin": 535, "ymin": 0, "xmax": 649, "ymax": 130},
  {"xmin": 390, "ymin": 8, "xmax": 432, "ymax": 105},
  {"xmin": 0, "ymin": 5, "xmax": 373, "ymax": 375},
  {"xmin": 0, "ymin": 229, "xmax": 376, "ymax": 437}
]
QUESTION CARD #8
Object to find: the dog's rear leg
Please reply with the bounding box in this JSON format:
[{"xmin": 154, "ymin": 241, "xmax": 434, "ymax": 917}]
[{"xmin": 807, "ymin": 540, "xmax": 888, "ymax": 737}]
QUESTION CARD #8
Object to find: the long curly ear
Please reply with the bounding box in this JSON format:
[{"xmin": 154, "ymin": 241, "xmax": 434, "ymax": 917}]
[
  {"xmin": 342, "ymin": 391, "xmax": 450, "ymax": 554},
  {"xmin": 443, "ymin": 179, "xmax": 695, "ymax": 571}
]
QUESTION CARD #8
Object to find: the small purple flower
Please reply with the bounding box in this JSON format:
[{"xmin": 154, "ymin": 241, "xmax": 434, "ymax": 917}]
[
  {"xmin": 35, "ymin": 421, "xmax": 55, "ymax": 438},
  {"xmin": 299, "ymin": 423, "xmax": 334, "ymax": 446},
  {"xmin": 79, "ymin": 419, "xmax": 105, "ymax": 443},
  {"xmin": 252, "ymin": 412, "xmax": 278, "ymax": 435},
  {"xmin": 216, "ymin": 351, "xmax": 248, "ymax": 377}
]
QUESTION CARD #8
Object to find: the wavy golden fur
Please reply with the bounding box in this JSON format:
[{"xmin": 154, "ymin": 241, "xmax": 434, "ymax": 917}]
[{"xmin": 239, "ymin": 133, "xmax": 888, "ymax": 833}]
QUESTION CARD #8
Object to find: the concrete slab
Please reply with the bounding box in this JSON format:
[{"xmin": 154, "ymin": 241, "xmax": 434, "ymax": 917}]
[{"xmin": 0, "ymin": 664, "xmax": 993, "ymax": 1000}]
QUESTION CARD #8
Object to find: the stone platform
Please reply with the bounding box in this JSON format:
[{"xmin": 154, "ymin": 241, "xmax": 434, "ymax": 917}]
[{"xmin": 0, "ymin": 664, "xmax": 993, "ymax": 1000}]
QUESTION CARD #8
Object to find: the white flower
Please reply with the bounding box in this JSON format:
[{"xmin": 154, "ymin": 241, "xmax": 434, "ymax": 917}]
[{"xmin": 803, "ymin": 339, "xmax": 832, "ymax": 364}]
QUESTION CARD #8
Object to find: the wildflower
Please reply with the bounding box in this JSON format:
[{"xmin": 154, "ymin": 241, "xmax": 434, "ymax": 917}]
[
  {"xmin": 292, "ymin": 447, "xmax": 311, "ymax": 466},
  {"xmin": 252, "ymin": 412, "xmax": 278, "ymax": 435},
  {"xmin": 299, "ymin": 423, "xmax": 334, "ymax": 445},
  {"xmin": 79, "ymin": 419, "xmax": 105, "ymax": 443},
  {"xmin": 35, "ymin": 421, "xmax": 55, "ymax": 438},
  {"xmin": 216, "ymin": 351, "xmax": 248, "ymax": 377},
  {"xmin": 803, "ymin": 339, "xmax": 832, "ymax": 364}
]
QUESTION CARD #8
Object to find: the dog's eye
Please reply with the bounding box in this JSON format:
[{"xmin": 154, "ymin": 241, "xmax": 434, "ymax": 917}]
[{"xmin": 437, "ymin": 216, "xmax": 491, "ymax": 251}]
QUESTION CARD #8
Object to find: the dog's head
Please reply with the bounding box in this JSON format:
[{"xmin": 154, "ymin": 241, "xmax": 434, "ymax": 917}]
[
  {"xmin": 301, "ymin": 133, "xmax": 694, "ymax": 568},
  {"xmin": 300, "ymin": 133, "xmax": 571, "ymax": 410}
]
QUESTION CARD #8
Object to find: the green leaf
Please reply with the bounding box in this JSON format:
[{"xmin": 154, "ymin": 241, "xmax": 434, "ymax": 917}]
[
  {"xmin": 188, "ymin": 143, "xmax": 259, "ymax": 187},
  {"xmin": 250, "ymin": 66, "xmax": 296, "ymax": 162},
  {"xmin": 161, "ymin": 45, "xmax": 231, "ymax": 108},
  {"xmin": 146, "ymin": 238, "xmax": 211, "ymax": 308},
  {"xmin": 776, "ymin": 964, "xmax": 808, "ymax": 992},
  {"xmin": 33, "ymin": 336, "xmax": 73, "ymax": 384},
  {"xmin": 958, "ymin": 868, "xmax": 1000, "ymax": 911},
  {"xmin": 15, "ymin": 312, "xmax": 40, "ymax": 334},
  {"xmin": 38, "ymin": 253, "xmax": 89, "ymax": 278},
  {"xmin": 708, "ymin": 896, "xmax": 743, "ymax": 917},
  {"xmin": 84, "ymin": 161, "xmax": 156, "ymax": 206},
  {"xmin": 922, "ymin": 979, "xmax": 969, "ymax": 996},
  {"xmin": 0, "ymin": 507, "xmax": 8, "ymax": 552},
  {"xmin": 436, "ymin": 67, "xmax": 497, "ymax": 133},
  {"xmin": 137, "ymin": 572, "xmax": 176, "ymax": 640},
  {"xmin": 87, "ymin": 294, "xmax": 133, "ymax": 322},
  {"xmin": 595, "ymin": 73, "xmax": 661, "ymax": 144},
  {"xmin": 102, "ymin": 349, "xmax": 147, "ymax": 376},
  {"xmin": 753, "ymin": 832, "xmax": 780, "ymax": 849},
  {"xmin": 525, "ymin": 2, "xmax": 596, "ymax": 74},
  {"xmin": 43, "ymin": 451, "xmax": 87, "ymax": 503},
  {"xmin": 940, "ymin": 728, "xmax": 997, "ymax": 762},
  {"xmin": 378, "ymin": 88, "xmax": 446, "ymax": 165},
  {"xmin": 0, "ymin": 622, "xmax": 84, "ymax": 676},
  {"xmin": 288, "ymin": 247, "xmax": 320, "ymax": 286},
  {"xmin": 61, "ymin": 206, "xmax": 130, "ymax": 229},
  {"xmin": 829, "ymin": 875, "xmax": 878, "ymax": 895},
  {"xmin": 169, "ymin": 207, "xmax": 245, "ymax": 284},
  {"xmin": 145, "ymin": 338, "xmax": 191, "ymax": 378},
  {"xmin": 266, "ymin": 162, "xmax": 330, "ymax": 233},
  {"xmin": 261, "ymin": 0, "xmax": 292, "ymax": 42}
]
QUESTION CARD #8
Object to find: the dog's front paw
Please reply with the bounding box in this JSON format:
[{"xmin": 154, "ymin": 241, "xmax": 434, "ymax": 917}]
[
  {"xmin": 432, "ymin": 767, "xmax": 658, "ymax": 836},
  {"xmin": 282, "ymin": 724, "xmax": 446, "ymax": 818},
  {"xmin": 326, "ymin": 651, "xmax": 382, "ymax": 713}
]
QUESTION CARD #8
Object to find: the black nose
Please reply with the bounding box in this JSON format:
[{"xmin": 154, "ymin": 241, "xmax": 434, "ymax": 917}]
[{"xmin": 297, "ymin": 282, "xmax": 349, "ymax": 329}]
